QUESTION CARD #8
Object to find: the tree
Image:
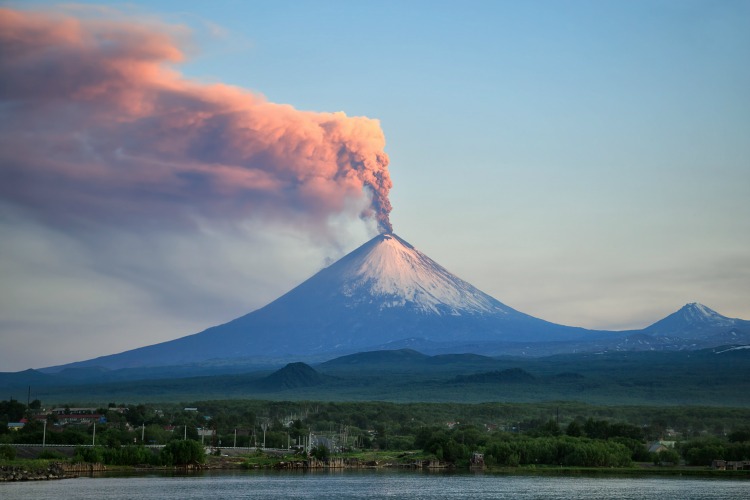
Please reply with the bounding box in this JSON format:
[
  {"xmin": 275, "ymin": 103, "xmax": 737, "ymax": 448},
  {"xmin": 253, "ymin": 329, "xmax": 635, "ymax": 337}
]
[
  {"xmin": 161, "ymin": 439, "xmax": 205, "ymax": 466},
  {"xmin": 728, "ymin": 429, "xmax": 750, "ymax": 443},
  {"xmin": 680, "ymin": 437, "xmax": 727, "ymax": 466},
  {"xmin": 655, "ymin": 448, "xmax": 680, "ymax": 466},
  {"xmin": 0, "ymin": 444, "xmax": 16, "ymax": 460},
  {"xmin": 311, "ymin": 444, "xmax": 329, "ymax": 460},
  {"xmin": 0, "ymin": 399, "xmax": 26, "ymax": 422},
  {"xmin": 534, "ymin": 419, "xmax": 561, "ymax": 437},
  {"xmin": 566, "ymin": 421, "xmax": 583, "ymax": 437},
  {"xmin": 583, "ymin": 418, "xmax": 610, "ymax": 439}
]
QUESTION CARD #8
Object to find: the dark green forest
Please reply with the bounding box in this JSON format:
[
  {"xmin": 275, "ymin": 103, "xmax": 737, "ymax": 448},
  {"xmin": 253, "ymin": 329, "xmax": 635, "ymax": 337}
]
[{"xmin": 4, "ymin": 346, "xmax": 748, "ymax": 406}]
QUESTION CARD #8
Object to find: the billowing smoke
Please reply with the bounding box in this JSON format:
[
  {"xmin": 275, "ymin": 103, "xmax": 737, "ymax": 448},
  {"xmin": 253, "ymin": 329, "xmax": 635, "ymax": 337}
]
[{"xmin": 0, "ymin": 7, "xmax": 393, "ymax": 234}]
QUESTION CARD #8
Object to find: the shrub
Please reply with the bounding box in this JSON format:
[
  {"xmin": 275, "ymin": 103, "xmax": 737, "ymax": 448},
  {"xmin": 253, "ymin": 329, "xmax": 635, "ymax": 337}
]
[
  {"xmin": 311, "ymin": 444, "xmax": 329, "ymax": 461},
  {"xmin": 655, "ymin": 448, "xmax": 680, "ymax": 466},
  {"xmin": 0, "ymin": 444, "xmax": 16, "ymax": 460},
  {"xmin": 38, "ymin": 449, "xmax": 66, "ymax": 460},
  {"xmin": 160, "ymin": 440, "xmax": 205, "ymax": 466}
]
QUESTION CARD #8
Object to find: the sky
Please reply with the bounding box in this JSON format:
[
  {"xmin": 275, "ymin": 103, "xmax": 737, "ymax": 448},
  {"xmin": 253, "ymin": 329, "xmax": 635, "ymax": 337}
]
[{"xmin": 1, "ymin": 0, "xmax": 748, "ymax": 372}]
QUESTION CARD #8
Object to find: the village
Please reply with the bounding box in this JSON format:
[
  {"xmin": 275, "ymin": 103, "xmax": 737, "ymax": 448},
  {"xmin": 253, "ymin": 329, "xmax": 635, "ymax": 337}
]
[{"xmin": 3, "ymin": 399, "xmax": 749, "ymax": 472}]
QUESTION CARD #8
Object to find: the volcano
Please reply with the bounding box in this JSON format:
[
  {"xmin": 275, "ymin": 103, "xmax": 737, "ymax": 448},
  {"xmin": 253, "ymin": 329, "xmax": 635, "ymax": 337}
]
[
  {"xmin": 644, "ymin": 302, "xmax": 748, "ymax": 338},
  {"xmin": 46, "ymin": 233, "xmax": 749, "ymax": 371},
  {"xmin": 52, "ymin": 233, "xmax": 597, "ymax": 369}
]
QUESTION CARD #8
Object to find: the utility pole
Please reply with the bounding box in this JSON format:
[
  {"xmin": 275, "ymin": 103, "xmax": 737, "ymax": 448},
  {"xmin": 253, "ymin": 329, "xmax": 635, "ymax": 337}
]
[
  {"xmin": 234, "ymin": 428, "xmax": 237, "ymax": 448},
  {"xmin": 92, "ymin": 422, "xmax": 96, "ymax": 446},
  {"xmin": 42, "ymin": 419, "xmax": 47, "ymax": 448},
  {"xmin": 142, "ymin": 423, "xmax": 145, "ymax": 444},
  {"xmin": 184, "ymin": 425, "xmax": 187, "ymax": 441}
]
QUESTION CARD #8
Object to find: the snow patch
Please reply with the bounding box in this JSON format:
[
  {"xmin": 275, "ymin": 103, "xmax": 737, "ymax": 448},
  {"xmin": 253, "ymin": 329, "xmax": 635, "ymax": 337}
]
[
  {"xmin": 715, "ymin": 345, "xmax": 750, "ymax": 354},
  {"xmin": 339, "ymin": 234, "xmax": 507, "ymax": 316},
  {"xmin": 682, "ymin": 303, "xmax": 734, "ymax": 326}
]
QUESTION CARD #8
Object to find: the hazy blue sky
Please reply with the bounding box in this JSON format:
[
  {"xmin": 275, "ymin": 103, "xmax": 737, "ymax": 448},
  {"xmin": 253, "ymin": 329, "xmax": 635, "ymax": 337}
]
[{"xmin": 1, "ymin": 0, "xmax": 748, "ymax": 371}]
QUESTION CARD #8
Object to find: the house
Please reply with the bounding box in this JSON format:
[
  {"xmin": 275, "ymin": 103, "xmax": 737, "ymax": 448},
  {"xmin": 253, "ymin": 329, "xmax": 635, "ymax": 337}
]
[
  {"xmin": 712, "ymin": 460, "xmax": 750, "ymax": 471},
  {"xmin": 197, "ymin": 427, "xmax": 216, "ymax": 438},
  {"xmin": 312, "ymin": 436, "xmax": 336, "ymax": 451},
  {"xmin": 727, "ymin": 461, "xmax": 750, "ymax": 471},
  {"xmin": 648, "ymin": 440, "xmax": 676, "ymax": 454},
  {"xmin": 51, "ymin": 408, "xmax": 105, "ymax": 426},
  {"xmin": 470, "ymin": 452, "xmax": 485, "ymax": 468},
  {"xmin": 52, "ymin": 407, "xmax": 98, "ymax": 415},
  {"xmin": 7, "ymin": 422, "xmax": 25, "ymax": 431},
  {"xmin": 648, "ymin": 443, "xmax": 668, "ymax": 454}
]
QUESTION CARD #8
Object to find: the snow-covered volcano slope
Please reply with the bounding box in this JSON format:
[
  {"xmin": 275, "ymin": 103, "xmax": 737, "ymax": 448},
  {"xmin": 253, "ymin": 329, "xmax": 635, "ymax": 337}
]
[
  {"xmin": 323, "ymin": 233, "xmax": 507, "ymax": 315},
  {"xmin": 212, "ymin": 233, "xmax": 598, "ymax": 350},
  {"xmin": 60, "ymin": 233, "xmax": 599, "ymax": 369}
]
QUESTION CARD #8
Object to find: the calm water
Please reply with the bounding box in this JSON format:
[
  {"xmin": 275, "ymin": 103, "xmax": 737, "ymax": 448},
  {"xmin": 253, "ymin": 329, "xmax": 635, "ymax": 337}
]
[{"xmin": 2, "ymin": 470, "xmax": 748, "ymax": 499}]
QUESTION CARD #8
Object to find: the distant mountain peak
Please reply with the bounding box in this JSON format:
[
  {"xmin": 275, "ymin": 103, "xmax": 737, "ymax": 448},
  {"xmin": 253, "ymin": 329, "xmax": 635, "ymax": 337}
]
[
  {"xmin": 677, "ymin": 302, "xmax": 733, "ymax": 325},
  {"xmin": 645, "ymin": 302, "xmax": 740, "ymax": 336}
]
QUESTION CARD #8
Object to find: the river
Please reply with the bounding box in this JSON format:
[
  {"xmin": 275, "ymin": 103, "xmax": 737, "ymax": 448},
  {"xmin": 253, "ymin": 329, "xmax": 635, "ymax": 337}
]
[{"xmin": 2, "ymin": 470, "xmax": 748, "ymax": 499}]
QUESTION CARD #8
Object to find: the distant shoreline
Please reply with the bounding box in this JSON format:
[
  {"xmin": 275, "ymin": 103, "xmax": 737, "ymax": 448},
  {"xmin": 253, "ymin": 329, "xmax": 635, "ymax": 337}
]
[{"xmin": 483, "ymin": 465, "xmax": 750, "ymax": 479}]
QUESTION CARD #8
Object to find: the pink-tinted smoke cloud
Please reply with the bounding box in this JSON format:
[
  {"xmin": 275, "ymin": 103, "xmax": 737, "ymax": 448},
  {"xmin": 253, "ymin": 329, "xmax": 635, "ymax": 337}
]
[{"xmin": 0, "ymin": 8, "xmax": 393, "ymax": 234}]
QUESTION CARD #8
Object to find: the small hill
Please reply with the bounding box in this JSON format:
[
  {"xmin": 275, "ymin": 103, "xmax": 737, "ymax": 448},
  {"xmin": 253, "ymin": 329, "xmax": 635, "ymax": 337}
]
[{"xmin": 258, "ymin": 362, "xmax": 327, "ymax": 390}]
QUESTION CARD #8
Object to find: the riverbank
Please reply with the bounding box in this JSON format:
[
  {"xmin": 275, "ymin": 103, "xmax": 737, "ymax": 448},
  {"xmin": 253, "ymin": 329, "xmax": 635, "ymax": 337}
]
[
  {"xmin": 0, "ymin": 460, "xmax": 112, "ymax": 482},
  {"xmin": 209, "ymin": 453, "xmax": 750, "ymax": 479},
  {"xmin": 3, "ymin": 454, "xmax": 749, "ymax": 481},
  {"xmin": 0, "ymin": 462, "xmax": 69, "ymax": 482}
]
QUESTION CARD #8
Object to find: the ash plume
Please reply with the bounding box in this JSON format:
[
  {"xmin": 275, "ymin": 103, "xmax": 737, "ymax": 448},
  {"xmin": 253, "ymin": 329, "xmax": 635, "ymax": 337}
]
[{"xmin": 0, "ymin": 7, "xmax": 393, "ymax": 234}]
